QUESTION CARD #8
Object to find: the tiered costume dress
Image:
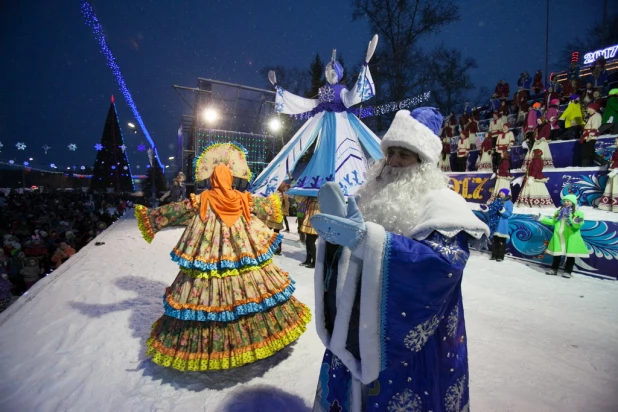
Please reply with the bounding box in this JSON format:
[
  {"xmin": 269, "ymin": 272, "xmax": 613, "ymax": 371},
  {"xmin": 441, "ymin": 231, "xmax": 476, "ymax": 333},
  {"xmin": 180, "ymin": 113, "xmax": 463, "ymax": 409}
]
[
  {"xmin": 515, "ymin": 157, "xmax": 555, "ymax": 208},
  {"xmin": 135, "ymin": 193, "xmax": 311, "ymax": 371},
  {"xmin": 599, "ymin": 148, "xmax": 618, "ymax": 212}
]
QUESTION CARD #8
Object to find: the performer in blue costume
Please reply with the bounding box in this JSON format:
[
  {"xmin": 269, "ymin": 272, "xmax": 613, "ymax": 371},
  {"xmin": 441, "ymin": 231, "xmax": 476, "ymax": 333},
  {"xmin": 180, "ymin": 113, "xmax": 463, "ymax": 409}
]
[
  {"xmin": 250, "ymin": 36, "xmax": 383, "ymax": 198},
  {"xmin": 309, "ymin": 108, "xmax": 489, "ymax": 412}
]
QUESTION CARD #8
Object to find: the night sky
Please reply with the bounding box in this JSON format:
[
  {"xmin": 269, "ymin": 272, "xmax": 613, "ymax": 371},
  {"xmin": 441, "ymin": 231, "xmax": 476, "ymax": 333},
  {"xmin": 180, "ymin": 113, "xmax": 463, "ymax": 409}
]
[{"xmin": 0, "ymin": 0, "xmax": 614, "ymax": 173}]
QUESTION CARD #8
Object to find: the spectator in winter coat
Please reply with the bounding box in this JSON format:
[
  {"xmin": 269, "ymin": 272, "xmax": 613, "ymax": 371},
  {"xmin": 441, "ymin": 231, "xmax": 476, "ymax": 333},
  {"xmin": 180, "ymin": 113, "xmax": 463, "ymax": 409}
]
[
  {"xmin": 537, "ymin": 194, "xmax": 589, "ymax": 278},
  {"xmin": 580, "ymin": 103, "xmax": 602, "ymax": 167},
  {"xmin": 488, "ymin": 112, "xmax": 505, "ymax": 147},
  {"xmin": 490, "ymin": 94, "xmax": 501, "ymax": 112},
  {"xmin": 512, "ymin": 87, "xmax": 530, "ymax": 123},
  {"xmin": 590, "ymin": 64, "xmax": 609, "ymax": 91},
  {"xmin": 495, "ymin": 124, "xmax": 515, "ymax": 156},
  {"xmin": 20, "ymin": 257, "xmax": 41, "ymax": 290},
  {"xmin": 600, "ymin": 89, "xmax": 618, "ymax": 135},
  {"xmin": 532, "ymin": 70, "xmax": 544, "ymax": 95},
  {"xmin": 525, "ymin": 102, "xmax": 542, "ymax": 135},
  {"xmin": 51, "ymin": 241, "xmax": 76, "ymax": 269},
  {"xmin": 439, "ymin": 136, "xmax": 452, "ymax": 172},
  {"xmin": 481, "ymin": 188, "xmax": 513, "ymax": 262},
  {"xmin": 563, "ymin": 62, "xmax": 580, "ymax": 96},
  {"xmin": 559, "ymin": 95, "xmax": 584, "ymax": 140},
  {"xmin": 0, "ymin": 273, "xmax": 12, "ymax": 312},
  {"xmin": 543, "ymin": 86, "xmax": 559, "ymax": 109},
  {"xmin": 463, "ymin": 100, "xmax": 472, "ymax": 116},
  {"xmin": 546, "ymin": 99, "xmax": 561, "ymax": 140},
  {"xmin": 456, "ymin": 130, "xmax": 471, "ymax": 172},
  {"xmin": 581, "ymin": 83, "xmax": 594, "ymax": 106}
]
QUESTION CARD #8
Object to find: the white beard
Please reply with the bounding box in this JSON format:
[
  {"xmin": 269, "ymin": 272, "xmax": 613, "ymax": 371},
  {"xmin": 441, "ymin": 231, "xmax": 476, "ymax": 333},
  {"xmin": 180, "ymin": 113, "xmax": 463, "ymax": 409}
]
[{"xmin": 356, "ymin": 160, "xmax": 448, "ymax": 235}]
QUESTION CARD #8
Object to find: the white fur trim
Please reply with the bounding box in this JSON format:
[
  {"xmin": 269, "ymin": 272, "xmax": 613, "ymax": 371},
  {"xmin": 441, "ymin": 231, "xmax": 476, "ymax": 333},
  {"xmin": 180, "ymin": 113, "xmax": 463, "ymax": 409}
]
[
  {"xmin": 328, "ymin": 222, "xmax": 386, "ymax": 385},
  {"xmin": 409, "ymin": 188, "xmax": 490, "ymax": 240},
  {"xmin": 380, "ymin": 110, "xmax": 442, "ymax": 164}
]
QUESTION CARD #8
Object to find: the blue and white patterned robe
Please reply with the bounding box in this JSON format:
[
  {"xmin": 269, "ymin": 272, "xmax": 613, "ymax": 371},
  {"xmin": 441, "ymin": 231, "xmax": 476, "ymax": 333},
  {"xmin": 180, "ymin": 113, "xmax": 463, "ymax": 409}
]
[{"xmin": 312, "ymin": 189, "xmax": 489, "ymax": 412}]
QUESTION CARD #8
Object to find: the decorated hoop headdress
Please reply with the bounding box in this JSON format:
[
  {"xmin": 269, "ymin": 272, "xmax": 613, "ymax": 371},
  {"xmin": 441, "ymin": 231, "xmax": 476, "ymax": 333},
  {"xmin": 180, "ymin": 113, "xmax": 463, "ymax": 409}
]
[{"xmin": 193, "ymin": 142, "xmax": 252, "ymax": 182}]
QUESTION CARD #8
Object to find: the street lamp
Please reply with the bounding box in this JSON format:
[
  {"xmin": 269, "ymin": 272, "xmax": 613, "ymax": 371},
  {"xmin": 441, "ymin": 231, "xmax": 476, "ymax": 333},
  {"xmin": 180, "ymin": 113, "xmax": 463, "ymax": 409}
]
[
  {"xmin": 269, "ymin": 117, "xmax": 282, "ymax": 132},
  {"xmin": 168, "ymin": 156, "xmax": 174, "ymax": 160},
  {"xmin": 128, "ymin": 122, "xmax": 135, "ymax": 128},
  {"xmin": 202, "ymin": 107, "xmax": 219, "ymax": 123}
]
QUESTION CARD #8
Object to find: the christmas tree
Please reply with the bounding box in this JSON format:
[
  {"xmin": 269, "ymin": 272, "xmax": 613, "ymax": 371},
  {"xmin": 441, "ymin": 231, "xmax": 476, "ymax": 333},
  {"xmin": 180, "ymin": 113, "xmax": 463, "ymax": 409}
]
[
  {"xmin": 90, "ymin": 95, "xmax": 135, "ymax": 192},
  {"xmin": 140, "ymin": 162, "xmax": 167, "ymax": 206}
]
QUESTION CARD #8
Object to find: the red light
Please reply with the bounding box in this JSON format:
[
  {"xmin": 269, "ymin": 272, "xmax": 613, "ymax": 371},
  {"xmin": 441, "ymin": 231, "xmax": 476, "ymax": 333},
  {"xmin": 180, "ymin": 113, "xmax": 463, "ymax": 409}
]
[{"xmin": 111, "ymin": 94, "xmax": 115, "ymax": 104}]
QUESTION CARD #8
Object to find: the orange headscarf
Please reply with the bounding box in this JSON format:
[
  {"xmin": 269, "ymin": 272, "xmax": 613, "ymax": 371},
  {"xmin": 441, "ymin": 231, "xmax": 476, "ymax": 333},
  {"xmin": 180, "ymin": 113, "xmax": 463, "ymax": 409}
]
[{"xmin": 199, "ymin": 164, "xmax": 252, "ymax": 227}]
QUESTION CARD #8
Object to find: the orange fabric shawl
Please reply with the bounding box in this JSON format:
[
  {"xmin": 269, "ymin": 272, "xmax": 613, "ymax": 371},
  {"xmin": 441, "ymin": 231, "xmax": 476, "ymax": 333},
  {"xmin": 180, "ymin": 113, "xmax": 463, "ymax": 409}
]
[{"xmin": 199, "ymin": 164, "xmax": 252, "ymax": 227}]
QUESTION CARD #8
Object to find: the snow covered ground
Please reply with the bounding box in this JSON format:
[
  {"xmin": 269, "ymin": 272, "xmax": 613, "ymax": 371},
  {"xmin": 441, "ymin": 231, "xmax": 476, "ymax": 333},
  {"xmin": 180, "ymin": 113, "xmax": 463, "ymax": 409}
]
[{"xmin": 1, "ymin": 214, "xmax": 617, "ymax": 412}]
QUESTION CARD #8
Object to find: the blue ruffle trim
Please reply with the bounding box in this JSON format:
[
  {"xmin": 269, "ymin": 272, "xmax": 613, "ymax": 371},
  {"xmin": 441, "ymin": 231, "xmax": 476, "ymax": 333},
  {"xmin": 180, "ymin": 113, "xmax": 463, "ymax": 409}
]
[
  {"xmin": 163, "ymin": 279, "xmax": 296, "ymax": 322},
  {"xmin": 170, "ymin": 233, "xmax": 283, "ymax": 271}
]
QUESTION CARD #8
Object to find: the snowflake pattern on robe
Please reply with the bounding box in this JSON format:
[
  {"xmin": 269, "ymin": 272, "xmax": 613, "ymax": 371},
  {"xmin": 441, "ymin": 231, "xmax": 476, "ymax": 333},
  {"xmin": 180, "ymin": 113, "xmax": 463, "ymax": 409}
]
[
  {"xmin": 422, "ymin": 232, "xmax": 469, "ymax": 266},
  {"xmin": 387, "ymin": 388, "xmax": 422, "ymax": 412},
  {"xmin": 404, "ymin": 314, "xmax": 441, "ymax": 352},
  {"xmin": 319, "ymin": 86, "xmax": 336, "ymax": 103},
  {"xmin": 445, "ymin": 375, "xmax": 467, "ymax": 412},
  {"xmin": 446, "ymin": 304, "xmax": 459, "ymax": 338},
  {"xmin": 330, "ymin": 354, "xmax": 343, "ymax": 370}
]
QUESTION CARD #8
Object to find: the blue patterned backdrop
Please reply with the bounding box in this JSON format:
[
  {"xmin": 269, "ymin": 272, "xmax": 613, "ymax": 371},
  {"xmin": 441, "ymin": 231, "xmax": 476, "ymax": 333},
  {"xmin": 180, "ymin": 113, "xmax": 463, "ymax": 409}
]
[
  {"xmin": 448, "ymin": 169, "xmax": 610, "ymax": 207},
  {"xmin": 474, "ymin": 211, "xmax": 618, "ymax": 280}
]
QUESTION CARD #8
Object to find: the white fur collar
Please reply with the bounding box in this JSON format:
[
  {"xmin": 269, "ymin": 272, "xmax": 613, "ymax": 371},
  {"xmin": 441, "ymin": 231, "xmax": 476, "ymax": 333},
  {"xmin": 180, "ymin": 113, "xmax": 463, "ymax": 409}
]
[{"xmin": 408, "ymin": 188, "xmax": 490, "ymax": 240}]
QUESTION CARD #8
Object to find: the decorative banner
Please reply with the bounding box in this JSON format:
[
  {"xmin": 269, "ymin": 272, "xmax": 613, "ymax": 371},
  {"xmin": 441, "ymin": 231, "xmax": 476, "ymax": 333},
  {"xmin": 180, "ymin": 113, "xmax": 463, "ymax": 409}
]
[
  {"xmin": 448, "ymin": 168, "xmax": 610, "ymax": 206},
  {"xmin": 474, "ymin": 211, "xmax": 618, "ymax": 280}
]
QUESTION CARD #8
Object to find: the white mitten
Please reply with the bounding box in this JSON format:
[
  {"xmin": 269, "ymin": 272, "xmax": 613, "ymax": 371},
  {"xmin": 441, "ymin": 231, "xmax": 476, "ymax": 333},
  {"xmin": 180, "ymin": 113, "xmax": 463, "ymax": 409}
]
[
  {"xmin": 268, "ymin": 70, "xmax": 277, "ymax": 86},
  {"xmin": 365, "ymin": 34, "xmax": 378, "ymax": 63},
  {"xmin": 609, "ymin": 169, "xmax": 618, "ymax": 179}
]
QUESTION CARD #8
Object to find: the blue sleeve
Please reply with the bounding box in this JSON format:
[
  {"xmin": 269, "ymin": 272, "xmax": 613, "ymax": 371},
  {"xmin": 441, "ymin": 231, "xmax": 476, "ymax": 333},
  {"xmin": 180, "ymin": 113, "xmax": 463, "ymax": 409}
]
[
  {"xmin": 500, "ymin": 201, "xmax": 513, "ymax": 218},
  {"xmin": 382, "ymin": 231, "xmax": 469, "ymax": 362}
]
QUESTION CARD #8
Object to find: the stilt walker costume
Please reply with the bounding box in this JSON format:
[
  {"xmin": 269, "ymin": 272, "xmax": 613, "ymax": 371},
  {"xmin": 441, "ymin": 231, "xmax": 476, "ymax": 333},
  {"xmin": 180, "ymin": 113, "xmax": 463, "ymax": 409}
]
[
  {"xmin": 250, "ymin": 35, "xmax": 383, "ymax": 199},
  {"xmin": 135, "ymin": 143, "xmax": 311, "ymax": 371}
]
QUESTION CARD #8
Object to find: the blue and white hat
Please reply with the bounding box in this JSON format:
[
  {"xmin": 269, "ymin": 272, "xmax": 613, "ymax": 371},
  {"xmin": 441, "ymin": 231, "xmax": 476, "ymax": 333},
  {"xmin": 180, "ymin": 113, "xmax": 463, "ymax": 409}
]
[{"xmin": 380, "ymin": 107, "xmax": 444, "ymax": 165}]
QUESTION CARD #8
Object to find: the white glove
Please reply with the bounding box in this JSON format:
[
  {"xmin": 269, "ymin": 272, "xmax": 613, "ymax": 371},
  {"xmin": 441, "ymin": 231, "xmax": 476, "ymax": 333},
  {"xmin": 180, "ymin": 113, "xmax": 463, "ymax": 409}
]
[
  {"xmin": 609, "ymin": 169, "xmax": 618, "ymax": 179},
  {"xmin": 268, "ymin": 70, "xmax": 277, "ymax": 86},
  {"xmin": 522, "ymin": 141, "xmax": 529, "ymax": 150},
  {"xmin": 511, "ymin": 176, "xmax": 524, "ymax": 187},
  {"xmin": 365, "ymin": 34, "xmax": 378, "ymax": 63},
  {"xmin": 490, "ymin": 173, "xmax": 496, "ymax": 180}
]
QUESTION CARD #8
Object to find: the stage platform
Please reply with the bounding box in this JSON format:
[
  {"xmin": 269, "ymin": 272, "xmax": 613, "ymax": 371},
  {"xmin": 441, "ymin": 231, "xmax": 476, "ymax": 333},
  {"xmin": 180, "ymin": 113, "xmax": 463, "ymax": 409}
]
[
  {"xmin": 1, "ymin": 214, "xmax": 617, "ymax": 411},
  {"xmin": 445, "ymin": 135, "xmax": 618, "ymax": 280}
]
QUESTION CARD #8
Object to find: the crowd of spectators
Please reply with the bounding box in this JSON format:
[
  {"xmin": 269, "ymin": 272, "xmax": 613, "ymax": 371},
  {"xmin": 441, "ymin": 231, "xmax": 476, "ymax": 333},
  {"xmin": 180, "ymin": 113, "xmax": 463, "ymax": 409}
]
[
  {"xmin": 0, "ymin": 190, "xmax": 135, "ymax": 312},
  {"xmin": 439, "ymin": 56, "xmax": 618, "ymax": 172}
]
